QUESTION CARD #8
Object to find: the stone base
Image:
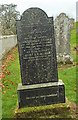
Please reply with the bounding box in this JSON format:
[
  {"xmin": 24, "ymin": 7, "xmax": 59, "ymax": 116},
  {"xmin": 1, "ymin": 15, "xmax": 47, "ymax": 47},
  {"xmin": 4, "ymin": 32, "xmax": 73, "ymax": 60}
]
[
  {"xmin": 17, "ymin": 80, "xmax": 65, "ymax": 108},
  {"xmin": 57, "ymin": 54, "xmax": 73, "ymax": 64},
  {"xmin": 14, "ymin": 98, "xmax": 72, "ymax": 119}
]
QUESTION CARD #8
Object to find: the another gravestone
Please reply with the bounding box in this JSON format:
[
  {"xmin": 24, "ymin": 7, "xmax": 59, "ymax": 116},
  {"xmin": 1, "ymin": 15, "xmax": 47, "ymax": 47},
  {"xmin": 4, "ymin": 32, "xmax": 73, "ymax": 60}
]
[
  {"xmin": 54, "ymin": 13, "xmax": 73, "ymax": 63},
  {"xmin": 16, "ymin": 8, "xmax": 65, "ymax": 108}
]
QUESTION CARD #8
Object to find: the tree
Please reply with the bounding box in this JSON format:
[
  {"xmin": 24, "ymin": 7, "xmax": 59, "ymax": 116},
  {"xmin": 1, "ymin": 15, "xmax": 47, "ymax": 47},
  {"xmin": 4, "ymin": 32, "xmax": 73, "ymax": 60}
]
[{"xmin": 0, "ymin": 4, "xmax": 20, "ymax": 35}]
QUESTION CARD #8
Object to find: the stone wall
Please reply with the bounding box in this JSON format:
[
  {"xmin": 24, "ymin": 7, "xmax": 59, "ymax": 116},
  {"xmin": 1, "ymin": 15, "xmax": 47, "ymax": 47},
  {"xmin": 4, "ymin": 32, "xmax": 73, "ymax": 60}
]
[
  {"xmin": 54, "ymin": 13, "xmax": 73, "ymax": 63},
  {"xmin": 0, "ymin": 35, "xmax": 17, "ymax": 59}
]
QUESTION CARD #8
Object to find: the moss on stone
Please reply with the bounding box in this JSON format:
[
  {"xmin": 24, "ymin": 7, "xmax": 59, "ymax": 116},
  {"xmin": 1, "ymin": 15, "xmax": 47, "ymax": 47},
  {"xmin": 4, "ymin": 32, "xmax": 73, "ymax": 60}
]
[{"xmin": 13, "ymin": 98, "xmax": 75, "ymax": 119}]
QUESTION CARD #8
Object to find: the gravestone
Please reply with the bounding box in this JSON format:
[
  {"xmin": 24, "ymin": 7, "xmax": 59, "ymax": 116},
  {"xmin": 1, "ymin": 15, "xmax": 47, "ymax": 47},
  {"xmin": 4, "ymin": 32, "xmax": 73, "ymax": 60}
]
[
  {"xmin": 16, "ymin": 8, "xmax": 65, "ymax": 108},
  {"xmin": 54, "ymin": 13, "xmax": 73, "ymax": 63}
]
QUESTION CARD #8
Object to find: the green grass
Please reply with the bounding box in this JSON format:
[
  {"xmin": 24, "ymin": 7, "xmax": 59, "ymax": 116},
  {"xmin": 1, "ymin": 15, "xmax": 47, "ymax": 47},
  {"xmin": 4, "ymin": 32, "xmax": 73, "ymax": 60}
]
[
  {"xmin": 1, "ymin": 22, "xmax": 77, "ymax": 118},
  {"xmin": 58, "ymin": 67, "xmax": 76, "ymax": 103},
  {"xmin": 2, "ymin": 47, "xmax": 21, "ymax": 118},
  {"xmin": 71, "ymin": 22, "xmax": 78, "ymax": 63},
  {"xmin": 71, "ymin": 22, "xmax": 76, "ymax": 49}
]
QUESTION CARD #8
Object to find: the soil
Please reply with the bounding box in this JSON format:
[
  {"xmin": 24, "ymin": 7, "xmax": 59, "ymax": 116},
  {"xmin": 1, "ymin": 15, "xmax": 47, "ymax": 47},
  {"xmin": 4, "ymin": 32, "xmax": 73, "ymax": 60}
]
[
  {"xmin": 70, "ymin": 102, "xmax": 78, "ymax": 118},
  {"xmin": 58, "ymin": 65, "xmax": 76, "ymax": 70}
]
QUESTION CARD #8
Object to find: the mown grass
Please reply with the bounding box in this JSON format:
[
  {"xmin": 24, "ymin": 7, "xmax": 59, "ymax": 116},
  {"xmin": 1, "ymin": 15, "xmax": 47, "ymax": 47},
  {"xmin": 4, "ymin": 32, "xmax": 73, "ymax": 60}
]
[
  {"xmin": 1, "ymin": 22, "xmax": 77, "ymax": 118},
  {"xmin": 71, "ymin": 22, "xmax": 78, "ymax": 63},
  {"xmin": 2, "ymin": 47, "xmax": 21, "ymax": 118},
  {"xmin": 58, "ymin": 67, "xmax": 76, "ymax": 103},
  {"xmin": 71, "ymin": 23, "xmax": 76, "ymax": 49}
]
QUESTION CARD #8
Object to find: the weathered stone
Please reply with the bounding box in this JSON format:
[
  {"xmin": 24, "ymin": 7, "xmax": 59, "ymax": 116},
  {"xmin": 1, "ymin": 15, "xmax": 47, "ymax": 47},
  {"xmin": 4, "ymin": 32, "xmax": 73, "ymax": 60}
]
[
  {"xmin": 16, "ymin": 8, "xmax": 58, "ymax": 85},
  {"xmin": 17, "ymin": 80, "xmax": 65, "ymax": 108},
  {"xmin": 14, "ymin": 97, "xmax": 72, "ymax": 119},
  {"xmin": 16, "ymin": 8, "xmax": 65, "ymax": 108},
  {"xmin": 54, "ymin": 13, "xmax": 73, "ymax": 63}
]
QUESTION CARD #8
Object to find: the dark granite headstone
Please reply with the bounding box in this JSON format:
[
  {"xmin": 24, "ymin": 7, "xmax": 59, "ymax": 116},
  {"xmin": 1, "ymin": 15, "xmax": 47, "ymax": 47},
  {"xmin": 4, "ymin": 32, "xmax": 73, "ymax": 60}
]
[
  {"xmin": 17, "ymin": 8, "xmax": 58, "ymax": 85},
  {"xmin": 16, "ymin": 7, "xmax": 65, "ymax": 108}
]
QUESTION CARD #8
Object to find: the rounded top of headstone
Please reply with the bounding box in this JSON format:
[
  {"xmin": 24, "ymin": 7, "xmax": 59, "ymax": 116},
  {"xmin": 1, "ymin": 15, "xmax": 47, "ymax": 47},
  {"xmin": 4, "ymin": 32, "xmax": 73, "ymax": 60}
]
[
  {"xmin": 55, "ymin": 13, "xmax": 69, "ymax": 20},
  {"xmin": 21, "ymin": 7, "xmax": 49, "ymax": 25},
  {"xmin": 54, "ymin": 13, "xmax": 71, "ymax": 25},
  {"xmin": 59, "ymin": 13, "xmax": 67, "ymax": 17},
  {"xmin": 22, "ymin": 7, "xmax": 48, "ymax": 18}
]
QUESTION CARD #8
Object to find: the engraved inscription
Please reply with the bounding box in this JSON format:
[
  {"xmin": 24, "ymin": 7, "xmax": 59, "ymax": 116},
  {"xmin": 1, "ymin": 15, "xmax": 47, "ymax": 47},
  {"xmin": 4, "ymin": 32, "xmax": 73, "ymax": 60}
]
[
  {"xmin": 26, "ymin": 94, "xmax": 57, "ymax": 99},
  {"xmin": 16, "ymin": 8, "xmax": 58, "ymax": 85}
]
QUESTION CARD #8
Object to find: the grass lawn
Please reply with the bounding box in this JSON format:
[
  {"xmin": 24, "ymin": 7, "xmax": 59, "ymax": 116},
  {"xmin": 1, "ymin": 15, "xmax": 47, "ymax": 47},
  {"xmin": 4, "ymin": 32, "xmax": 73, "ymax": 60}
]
[
  {"xmin": 1, "ymin": 22, "xmax": 77, "ymax": 118},
  {"xmin": 58, "ymin": 67, "xmax": 76, "ymax": 103},
  {"xmin": 71, "ymin": 22, "xmax": 78, "ymax": 63},
  {"xmin": 1, "ymin": 47, "xmax": 21, "ymax": 118}
]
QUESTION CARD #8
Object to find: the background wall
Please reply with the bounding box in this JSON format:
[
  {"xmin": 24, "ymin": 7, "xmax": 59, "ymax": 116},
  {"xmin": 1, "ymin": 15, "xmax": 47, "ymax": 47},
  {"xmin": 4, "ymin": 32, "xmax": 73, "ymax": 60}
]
[{"xmin": 0, "ymin": 35, "xmax": 17, "ymax": 59}]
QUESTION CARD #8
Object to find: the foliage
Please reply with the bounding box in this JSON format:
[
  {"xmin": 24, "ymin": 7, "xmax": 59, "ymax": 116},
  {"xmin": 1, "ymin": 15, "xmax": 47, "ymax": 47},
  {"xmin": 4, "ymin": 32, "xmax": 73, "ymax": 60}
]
[{"xmin": 0, "ymin": 4, "xmax": 20, "ymax": 35}]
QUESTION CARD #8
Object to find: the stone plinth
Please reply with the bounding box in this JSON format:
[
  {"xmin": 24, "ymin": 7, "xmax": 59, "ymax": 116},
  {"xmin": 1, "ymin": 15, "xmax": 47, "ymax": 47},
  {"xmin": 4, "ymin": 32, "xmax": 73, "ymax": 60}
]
[{"xmin": 17, "ymin": 80, "xmax": 65, "ymax": 108}]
